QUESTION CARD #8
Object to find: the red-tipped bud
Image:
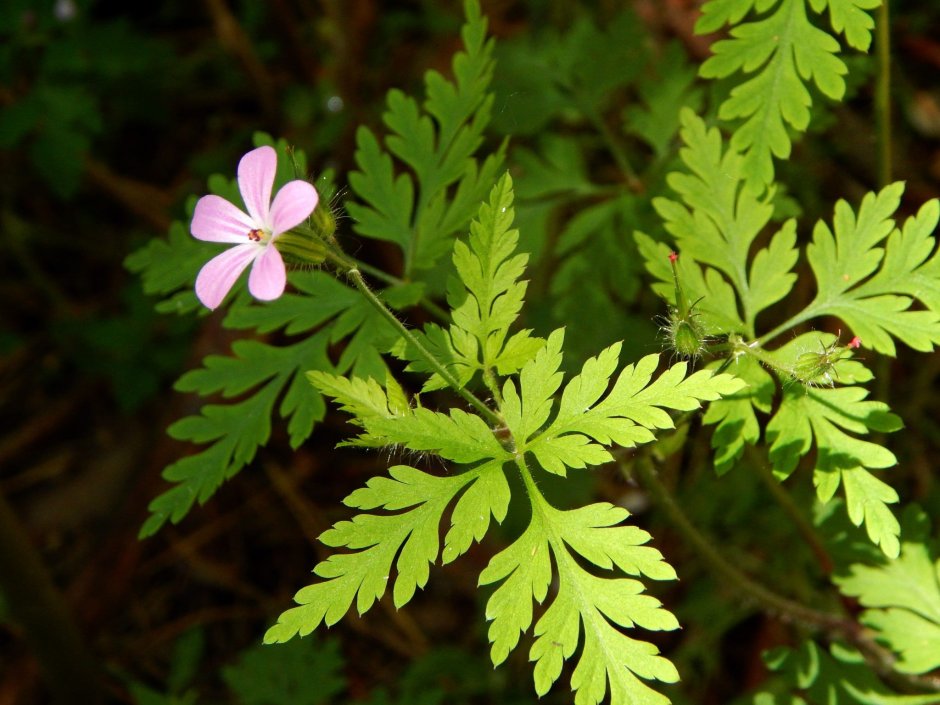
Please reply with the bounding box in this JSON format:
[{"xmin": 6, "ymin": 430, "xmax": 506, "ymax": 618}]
[
  {"xmin": 662, "ymin": 248, "xmax": 706, "ymax": 359},
  {"xmin": 791, "ymin": 334, "xmax": 860, "ymax": 387}
]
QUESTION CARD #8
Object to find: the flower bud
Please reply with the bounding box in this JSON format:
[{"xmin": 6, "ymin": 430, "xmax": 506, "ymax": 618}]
[
  {"xmin": 790, "ymin": 334, "xmax": 860, "ymax": 387},
  {"xmin": 662, "ymin": 252, "xmax": 707, "ymax": 359},
  {"xmin": 273, "ymin": 196, "xmax": 341, "ymax": 266},
  {"xmin": 670, "ymin": 317, "xmax": 705, "ymax": 358},
  {"xmin": 275, "ymin": 228, "xmax": 329, "ymax": 266},
  {"xmin": 309, "ymin": 199, "xmax": 337, "ymax": 240}
]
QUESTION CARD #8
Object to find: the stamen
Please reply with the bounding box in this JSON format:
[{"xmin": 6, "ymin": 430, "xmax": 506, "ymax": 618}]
[{"xmin": 248, "ymin": 228, "xmax": 264, "ymax": 242}]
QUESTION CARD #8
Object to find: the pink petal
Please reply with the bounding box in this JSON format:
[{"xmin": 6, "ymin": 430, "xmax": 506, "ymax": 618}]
[
  {"xmin": 237, "ymin": 146, "xmax": 277, "ymax": 227},
  {"xmin": 248, "ymin": 245, "xmax": 287, "ymax": 301},
  {"xmin": 269, "ymin": 180, "xmax": 319, "ymax": 236},
  {"xmin": 195, "ymin": 243, "xmax": 259, "ymax": 310},
  {"xmin": 191, "ymin": 195, "xmax": 255, "ymax": 243}
]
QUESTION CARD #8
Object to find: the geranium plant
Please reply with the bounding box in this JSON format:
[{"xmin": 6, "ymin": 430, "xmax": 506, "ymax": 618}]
[{"xmin": 128, "ymin": 1, "xmax": 940, "ymax": 703}]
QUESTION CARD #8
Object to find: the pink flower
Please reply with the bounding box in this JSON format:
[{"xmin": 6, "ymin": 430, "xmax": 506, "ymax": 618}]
[{"xmin": 190, "ymin": 146, "xmax": 319, "ymax": 310}]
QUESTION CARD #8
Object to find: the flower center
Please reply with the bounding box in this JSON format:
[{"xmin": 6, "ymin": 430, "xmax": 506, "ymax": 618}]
[{"xmin": 247, "ymin": 228, "xmax": 266, "ymax": 243}]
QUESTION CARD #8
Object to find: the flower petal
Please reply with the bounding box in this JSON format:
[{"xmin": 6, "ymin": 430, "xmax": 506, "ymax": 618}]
[
  {"xmin": 191, "ymin": 195, "xmax": 255, "ymax": 243},
  {"xmin": 237, "ymin": 146, "xmax": 277, "ymax": 227},
  {"xmin": 248, "ymin": 245, "xmax": 287, "ymax": 301},
  {"xmin": 269, "ymin": 180, "xmax": 319, "ymax": 236},
  {"xmin": 195, "ymin": 243, "xmax": 259, "ymax": 310}
]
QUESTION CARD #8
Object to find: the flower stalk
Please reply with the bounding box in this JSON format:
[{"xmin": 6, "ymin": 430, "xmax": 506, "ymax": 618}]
[
  {"xmin": 727, "ymin": 333, "xmax": 861, "ymax": 388},
  {"xmin": 342, "ymin": 265, "xmax": 502, "ymax": 427}
]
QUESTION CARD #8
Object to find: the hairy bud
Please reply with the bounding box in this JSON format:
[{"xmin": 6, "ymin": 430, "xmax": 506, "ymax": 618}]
[
  {"xmin": 662, "ymin": 252, "xmax": 707, "ymax": 359},
  {"xmin": 275, "ymin": 200, "xmax": 339, "ymax": 266},
  {"xmin": 275, "ymin": 228, "xmax": 329, "ymax": 266},
  {"xmin": 791, "ymin": 333, "xmax": 860, "ymax": 387}
]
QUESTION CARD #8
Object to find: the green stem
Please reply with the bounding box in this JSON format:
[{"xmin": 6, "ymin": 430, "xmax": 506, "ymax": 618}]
[
  {"xmin": 514, "ymin": 454, "xmax": 553, "ymax": 530},
  {"xmin": 514, "ymin": 453, "xmax": 540, "ymax": 498},
  {"xmin": 875, "ymin": 0, "xmax": 892, "ymax": 189},
  {"xmin": 576, "ymin": 97, "xmax": 643, "ymax": 193},
  {"xmin": 874, "ymin": 0, "xmax": 893, "ymax": 405},
  {"xmin": 632, "ymin": 457, "xmax": 847, "ymax": 630},
  {"xmin": 343, "ymin": 266, "xmax": 502, "ymax": 427},
  {"xmin": 756, "ymin": 305, "xmax": 820, "ymax": 347},
  {"xmin": 632, "ymin": 455, "xmax": 940, "ymax": 692},
  {"xmin": 354, "ymin": 259, "xmax": 450, "ymax": 322},
  {"xmin": 732, "ymin": 337, "xmax": 793, "ymax": 378},
  {"xmin": 0, "ymin": 490, "xmax": 103, "ymax": 704},
  {"xmin": 482, "ymin": 367, "xmax": 503, "ymax": 407},
  {"xmin": 291, "ymin": 226, "xmax": 450, "ymax": 322},
  {"xmin": 292, "ymin": 226, "xmax": 497, "ymax": 422},
  {"xmin": 745, "ymin": 446, "xmax": 833, "ymax": 575}
]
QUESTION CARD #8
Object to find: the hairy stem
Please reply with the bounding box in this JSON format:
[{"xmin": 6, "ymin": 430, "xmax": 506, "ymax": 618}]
[
  {"xmin": 875, "ymin": 0, "xmax": 892, "ymax": 189},
  {"xmin": 575, "ymin": 95, "xmax": 644, "ymax": 193},
  {"xmin": 292, "ymin": 225, "xmax": 450, "ymax": 322},
  {"xmin": 514, "ymin": 453, "xmax": 550, "ymax": 525},
  {"xmin": 352, "ymin": 259, "xmax": 450, "ymax": 322},
  {"xmin": 745, "ymin": 446, "xmax": 833, "ymax": 575},
  {"xmin": 756, "ymin": 305, "xmax": 820, "ymax": 347},
  {"xmin": 630, "ymin": 457, "xmax": 914, "ymax": 670},
  {"xmin": 482, "ymin": 367, "xmax": 503, "ymax": 407},
  {"xmin": 732, "ymin": 337, "xmax": 792, "ymax": 378},
  {"xmin": 634, "ymin": 455, "xmax": 940, "ymax": 691},
  {"xmin": 632, "ymin": 457, "xmax": 847, "ymax": 631},
  {"xmin": 874, "ymin": 0, "xmax": 894, "ymax": 404},
  {"xmin": 342, "ymin": 265, "xmax": 502, "ymax": 426}
]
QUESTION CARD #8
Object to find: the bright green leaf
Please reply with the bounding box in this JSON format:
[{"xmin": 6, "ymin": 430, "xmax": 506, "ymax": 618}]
[
  {"xmin": 806, "ymin": 184, "xmax": 940, "ymax": 355},
  {"xmin": 697, "ymin": 0, "xmax": 878, "ymax": 191},
  {"xmin": 837, "ymin": 507, "xmax": 940, "ymax": 674},
  {"xmin": 481, "ymin": 500, "xmax": 678, "ymax": 705}
]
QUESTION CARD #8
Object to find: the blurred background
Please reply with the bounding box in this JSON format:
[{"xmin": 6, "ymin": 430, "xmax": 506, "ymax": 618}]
[{"xmin": 2, "ymin": 1, "xmax": 940, "ymax": 703}]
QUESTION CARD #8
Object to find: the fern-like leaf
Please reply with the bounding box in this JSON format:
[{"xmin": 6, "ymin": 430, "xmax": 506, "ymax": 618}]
[
  {"xmin": 766, "ymin": 334, "xmax": 903, "ymax": 556},
  {"xmin": 138, "ymin": 273, "xmax": 425, "ymax": 537},
  {"xmin": 346, "ymin": 0, "xmax": 504, "ymax": 276},
  {"xmin": 836, "ymin": 506, "xmax": 940, "ymax": 674},
  {"xmin": 697, "ymin": 0, "xmax": 880, "ymax": 192},
  {"xmin": 640, "ymin": 109, "xmax": 798, "ymax": 336},
  {"xmin": 394, "ymin": 173, "xmax": 543, "ymax": 391},
  {"xmin": 265, "ymin": 460, "xmax": 510, "ymax": 642},
  {"xmin": 758, "ymin": 640, "xmax": 940, "ymax": 705},
  {"xmin": 134, "ymin": 2, "xmax": 505, "ymax": 535},
  {"xmin": 806, "ymin": 185, "xmax": 940, "ymax": 355},
  {"xmin": 480, "ymin": 500, "xmax": 679, "ymax": 705}
]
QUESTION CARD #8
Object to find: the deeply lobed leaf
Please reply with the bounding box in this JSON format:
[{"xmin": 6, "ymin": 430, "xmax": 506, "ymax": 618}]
[
  {"xmin": 767, "ymin": 376, "xmax": 902, "ymax": 556},
  {"xmin": 836, "ymin": 507, "xmax": 940, "ymax": 674},
  {"xmin": 697, "ymin": 0, "xmax": 879, "ymax": 191},
  {"xmin": 759, "ymin": 640, "xmax": 940, "ymax": 705},
  {"xmin": 519, "ymin": 332, "xmax": 746, "ymax": 477},
  {"xmin": 807, "ymin": 185, "xmax": 940, "ymax": 355},
  {"xmin": 480, "ymin": 500, "xmax": 679, "ymax": 705},
  {"xmin": 265, "ymin": 462, "xmax": 508, "ymax": 643},
  {"xmin": 346, "ymin": 0, "xmax": 502, "ymax": 275},
  {"xmin": 643, "ymin": 109, "xmax": 798, "ymax": 336},
  {"xmin": 395, "ymin": 173, "xmax": 544, "ymax": 391}
]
